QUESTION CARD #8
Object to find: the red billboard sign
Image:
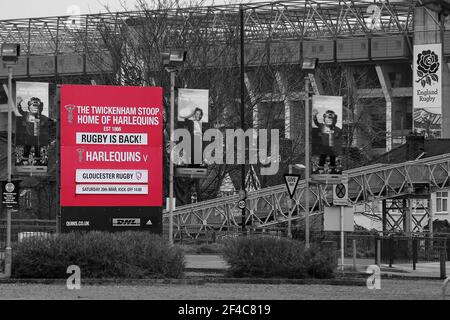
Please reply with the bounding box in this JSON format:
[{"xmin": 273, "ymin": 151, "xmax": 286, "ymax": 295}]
[{"xmin": 60, "ymin": 85, "xmax": 163, "ymax": 207}]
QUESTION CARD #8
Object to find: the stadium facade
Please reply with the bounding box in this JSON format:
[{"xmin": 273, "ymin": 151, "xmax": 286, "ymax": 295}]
[{"xmin": 0, "ymin": 0, "xmax": 450, "ymax": 232}]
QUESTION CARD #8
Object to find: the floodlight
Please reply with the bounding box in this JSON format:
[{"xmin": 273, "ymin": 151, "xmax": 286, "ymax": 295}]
[
  {"xmin": 169, "ymin": 50, "xmax": 187, "ymax": 62},
  {"xmin": 1, "ymin": 44, "xmax": 20, "ymax": 63},
  {"xmin": 161, "ymin": 50, "xmax": 187, "ymax": 66},
  {"xmin": 301, "ymin": 58, "xmax": 318, "ymax": 71}
]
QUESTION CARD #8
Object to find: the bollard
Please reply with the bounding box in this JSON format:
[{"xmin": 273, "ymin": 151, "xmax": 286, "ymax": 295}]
[
  {"xmin": 412, "ymin": 238, "xmax": 418, "ymax": 271},
  {"xmin": 389, "ymin": 237, "xmax": 394, "ymax": 268},
  {"xmin": 442, "ymin": 277, "xmax": 450, "ymax": 300},
  {"xmin": 353, "ymin": 239, "xmax": 357, "ymax": 271},
  {"xmin": 440, "ymin": 248, "xmax": 447, "ymax": 280},
  {"xmin": 377, "ymin": 239, "xmax": 381, "ymax": 267}
]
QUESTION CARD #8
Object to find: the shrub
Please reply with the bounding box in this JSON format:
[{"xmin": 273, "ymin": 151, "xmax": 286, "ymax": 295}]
[
  {"xmin": 302, "ymin": 243, "xmax": 336, "ymax": 278},
  {"xmin": 222, "ymin": 236, "xmax": 335, "ymax": 279},
  {"xmin": 12, "ymin": 231, "xmax": 185, "ymax": 279}
]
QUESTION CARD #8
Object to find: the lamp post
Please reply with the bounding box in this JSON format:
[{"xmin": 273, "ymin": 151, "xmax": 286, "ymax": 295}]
[
  {"xmin": 238, "ymin": 2, "xmax": 275, "ymax": 233},
  {"xmin": 239, "ymin": 7, "xmax": 247, "ymax": 233},
  {"xmin": 161, "ymin": 50, "xmax": 187, "ymax": 245},
  {"xmin": 302, "ymin": 58, "xmax": 318, "ymax": 248},
  {"xmin": 1, "ymin": 43, "xmax": 20, "ymax": 277}
]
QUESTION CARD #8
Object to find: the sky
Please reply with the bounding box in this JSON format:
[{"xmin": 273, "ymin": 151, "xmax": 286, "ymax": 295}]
[{"xmin": 0, "ymin": 0, "xmax": 265, "ymax": 20}]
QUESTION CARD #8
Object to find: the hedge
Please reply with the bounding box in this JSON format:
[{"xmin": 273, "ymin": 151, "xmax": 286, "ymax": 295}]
[
  {"xmin": 12, "ymin": 231, "xmax": 185, "ymax": 279},
  {"xmin": 222, "ymin": 236, "xmax": 336, "ymax": 279}
]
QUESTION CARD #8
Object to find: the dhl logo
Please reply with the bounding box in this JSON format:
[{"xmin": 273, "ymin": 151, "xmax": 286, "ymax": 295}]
[{"xmin": 112, "ymin": 218, "xmax": 140, "ymax": 226}]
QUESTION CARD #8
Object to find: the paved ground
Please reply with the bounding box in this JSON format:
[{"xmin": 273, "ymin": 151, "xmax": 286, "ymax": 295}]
[
  {"xmin": 185, "ymin": 255, "xmax": 229, "ymax": 270},
  {"xmin": 381, "ymin": 262, "xmax": 450, "ymax": 276},
  {"xmin": 186, "ymin": 255, "xmax": 450, "ymax": 278},
  {"xmin": 340, "ymin": 257, "xmax": 450, "ymax": 277},
  {"xmin": 0, "ymin": 254, "xmax": 448, "ymax": 300},
  {"xmin": 0, "ymin": 279, "xmax": 447, "ymax": 300}
]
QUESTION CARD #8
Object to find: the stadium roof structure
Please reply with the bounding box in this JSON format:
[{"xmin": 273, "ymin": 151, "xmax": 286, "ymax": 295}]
[
  {"xmin": 0, "ymin": 0, "xmax": 418, "ymax": 56},
  {"xmin": 370, "ymin": 136, "xmax": 450, "ymax": 164}
]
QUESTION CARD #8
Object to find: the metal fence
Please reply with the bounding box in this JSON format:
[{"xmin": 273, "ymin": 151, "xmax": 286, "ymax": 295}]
[
  {"xmin": 0, "ymin": 219, "xmax": 57, "ymax": 274},
  {"xmin": 375, "ymin": 235, "xmax": 450, "ymax": 266},
  {"xmin": 0, "ymin": 220, "xmax": 56, "ymax": 249},
  {"xmin": 1, "ymin": 220, "xmax": 448, "ymax": 276}
]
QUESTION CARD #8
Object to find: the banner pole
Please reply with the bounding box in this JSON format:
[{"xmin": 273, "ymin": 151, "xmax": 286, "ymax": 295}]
[
  {"xmin": 304, "ymin": 76, "xmax": 310, "ymax": 248},
  {"xmin": 5, "ymin": 66, "xmax": 13, "ymax": 278}
]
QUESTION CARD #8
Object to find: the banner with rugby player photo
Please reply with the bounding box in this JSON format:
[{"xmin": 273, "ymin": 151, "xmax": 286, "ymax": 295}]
[
  {"xmin": 15, "ymin": 82, "xmax": 51, "ymax": 174},
  {"xmin": 413, "ymin": 43, "xmax": 442, "ymax": 138},
  {"xmin": 311, "ymin": 95, "xmax": 343, "ymax": 175},
  {"xmin": 177, "ymin": 89, "xmax": 210, "ymax": 165},
  {"xmin": 177, "ymin": 89, "xmax": 209, "ymax": 123}
]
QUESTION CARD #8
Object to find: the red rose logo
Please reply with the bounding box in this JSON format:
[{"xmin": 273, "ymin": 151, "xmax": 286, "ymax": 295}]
[{"xmin": 416, "ymin": 50, "xmax": 439, "ymax": 87}]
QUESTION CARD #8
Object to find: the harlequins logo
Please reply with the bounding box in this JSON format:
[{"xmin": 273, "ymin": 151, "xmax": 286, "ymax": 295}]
[
  {"xmin": 416, "ymin": 50, "xmax": 439, "ymax": 87},
  {"xmin": 76, "ymin": 148, "xmax": 84, "ymax": 162},
  {"xmin": 64, "ymin": 104, "xmax": 76, "ymax": 124}
]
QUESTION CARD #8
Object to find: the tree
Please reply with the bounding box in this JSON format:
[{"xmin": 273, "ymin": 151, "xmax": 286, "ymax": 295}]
[{"xmin": 90, "ymin": 0, "xmax": 390, "ymax": 204}]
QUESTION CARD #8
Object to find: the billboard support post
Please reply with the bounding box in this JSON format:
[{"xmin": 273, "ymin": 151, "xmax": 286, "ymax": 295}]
[{"xmin": 56, "ymin": 85, "xmax": 61, "ymax": 234}]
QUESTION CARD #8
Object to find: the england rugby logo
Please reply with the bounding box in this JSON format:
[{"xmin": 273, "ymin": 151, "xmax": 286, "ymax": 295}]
[{"xmin": 416, "ymin": 50, "xmax": 439, "ymax": 87}]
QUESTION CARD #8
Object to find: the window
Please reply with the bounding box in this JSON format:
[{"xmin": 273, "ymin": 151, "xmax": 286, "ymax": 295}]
[
  {"xmin": 20, "ymin": 189, "xmax": 32, "ymax": 209},
  {"xmin": 0, "ymin": 87, "xmax": 7, "ymax": 104},
  {"xmin": 436, "ymin": 192, "xmax": 448, "ymax": 213}
]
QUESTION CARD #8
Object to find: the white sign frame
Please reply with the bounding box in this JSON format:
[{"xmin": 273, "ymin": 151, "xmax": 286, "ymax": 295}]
[{"xmin": 324, "ymin": 206, "xmax": 354, "ymax": 232}]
